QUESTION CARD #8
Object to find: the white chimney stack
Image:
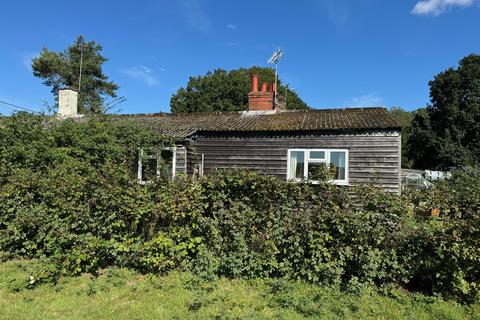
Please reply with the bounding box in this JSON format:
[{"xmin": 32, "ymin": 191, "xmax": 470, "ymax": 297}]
[{"xmin": 57, "ymin": 88, "xmax": 78, "ymax": 117}]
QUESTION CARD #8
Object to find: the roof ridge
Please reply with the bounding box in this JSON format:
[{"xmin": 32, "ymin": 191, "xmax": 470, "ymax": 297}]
[
  {"xmin": 301, "ymin": 107, "xmax": 387, "ymax": 112},
  {"xmin": 107, "ymin": 106, "xmax": 387, "ymax": 118}
]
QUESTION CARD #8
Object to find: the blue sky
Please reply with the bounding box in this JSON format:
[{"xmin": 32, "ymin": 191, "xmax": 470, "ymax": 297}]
[{"xmin": 1, "ymin": 0, "xmax": 479, "ymax": 115}]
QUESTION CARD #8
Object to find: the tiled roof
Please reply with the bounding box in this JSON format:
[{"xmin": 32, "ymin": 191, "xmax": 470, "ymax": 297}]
[{"xmin": 109, "ymin": 107, "xmax": 401, "ymax": 139}]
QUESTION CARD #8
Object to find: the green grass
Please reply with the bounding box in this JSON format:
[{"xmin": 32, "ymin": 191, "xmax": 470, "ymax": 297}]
[{"xmin": 0, "ymin": 260, "xmax": 479, "ymax": 320}]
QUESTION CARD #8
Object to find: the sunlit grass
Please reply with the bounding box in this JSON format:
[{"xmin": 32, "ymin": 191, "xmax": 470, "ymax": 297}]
[{"xmin": 0, "ymin": 260, "xmax": 478, "ymax": 320}]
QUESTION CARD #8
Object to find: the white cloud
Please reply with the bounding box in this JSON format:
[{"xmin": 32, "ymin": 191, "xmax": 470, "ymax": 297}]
[
  {"xmin": 121, "ymin": 65, "xmax": 159, "ymax": 87},
  {"xmin": 411, "ymin": 0, "xmax": 476, "ymax": 16},
  {"xmin": 181, "ymin": 0, "xmax": 212, "ymax": 33},
  {"xmin": 227, "ymin": 24, "xmax": 237, "ymax": 30},
  {"xmin": 344, "ymin": 92, "xmax": 383, "ymax": 107}
]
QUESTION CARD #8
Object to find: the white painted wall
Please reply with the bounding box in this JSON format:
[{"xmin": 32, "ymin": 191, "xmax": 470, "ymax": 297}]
[{"xmin": 58, "ymin": 89, "xmax": 78, "ymax": 117}]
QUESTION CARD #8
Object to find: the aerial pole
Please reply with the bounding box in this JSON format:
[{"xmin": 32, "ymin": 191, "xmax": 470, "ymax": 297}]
[
  {"xmin": 78, "ymin": 37, "xmax": 84, "ymax": 95},
  {"xmin": 268, "ymin": 48, "xmax": 283, "ymax": 105}
]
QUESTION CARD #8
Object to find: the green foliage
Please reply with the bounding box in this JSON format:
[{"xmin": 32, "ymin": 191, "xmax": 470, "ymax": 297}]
[
  {"xmin": 0, "ymin": 113, "xmax": 479, "ymax": 303},
  {"xmin": 408, "ymin": 54, "xmax": 480, "ymax": 169},
  {"xmin": 170, "ymin": 67, "xmax": 309, "ymax": 113},
  {"xmin": 389, "ymin": 107, "xmax": 415, "ymax": 168},
  {"xmin": 402, "ymin": 169, "xmax": 480, "ymax": 302},
  {"xmin": 32, "ymin": 35, "xmax": 119, "ymax": 113},
  {"xmin": 0, "ymin": 112, "xmax": 171, "ymax": 273}
]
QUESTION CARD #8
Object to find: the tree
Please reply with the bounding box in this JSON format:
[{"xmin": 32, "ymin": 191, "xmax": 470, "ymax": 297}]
[
  {"xmin": 408, "ymin": 54, "xmax": 480, "ymax": 169},
  {"xmin": 389, "ymin": 107, "xmax": 414, "ymax": 168},
  {"xmin": 170, "ymin": 67, "xmax": 309, "ymax": 113},
  {"xmin": 32, "ymin": 36, "xmax": 119, "ymax": 114}
]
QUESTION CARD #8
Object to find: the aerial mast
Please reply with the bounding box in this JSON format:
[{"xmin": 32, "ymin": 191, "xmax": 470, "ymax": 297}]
[
  {"xmin": 268, "ymin": 48, "xmax": 283, "ymax": 104},
  {"xmin": 78, "ymin": 37, "xmax": 84, "ymax": 96}
]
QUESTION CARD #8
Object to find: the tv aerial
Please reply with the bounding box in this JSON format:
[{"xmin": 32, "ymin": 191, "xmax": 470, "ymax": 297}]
[{"xmin": 268, "ymin": 48, "xmax": 283, "ymax": 102}]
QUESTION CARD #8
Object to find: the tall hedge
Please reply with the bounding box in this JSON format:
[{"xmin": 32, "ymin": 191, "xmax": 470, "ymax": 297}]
[{"xmin": 0, "ymin": 113, "xmax": 479, "ymax": 303}]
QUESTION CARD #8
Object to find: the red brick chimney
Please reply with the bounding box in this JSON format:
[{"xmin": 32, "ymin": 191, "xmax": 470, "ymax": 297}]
[
  {"xmin": 248, "ymin": 74, "xmax": 275, "ymax": 111},
  {"xmin": 251, "ymin": 74, "xmax": 258, "ymax": 92}
]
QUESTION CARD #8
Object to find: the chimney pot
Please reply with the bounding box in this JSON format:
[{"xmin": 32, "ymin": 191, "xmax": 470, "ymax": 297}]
[
  {"xmin": 261, "ymin": 82, "xmax": 268, "ymax": 92},
  {"xmin": 58, "ymin": 88, "xmax": 78, "ymax": 117},
  {"xmin": 251, "ymin": 74, "xmax": 259, "ymax": 92},
  {"xmin": 247, "ymin": 75, "xmax": 275, "ymax": 111}
]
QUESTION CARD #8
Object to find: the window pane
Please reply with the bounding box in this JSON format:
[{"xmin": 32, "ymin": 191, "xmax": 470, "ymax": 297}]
[
  {"xmin": 308, "ymin": 162, "xmax": 327, "ymax": 180},
  {"xmin": 330, "ymin": 151, "xmax": 346, "ymax": 180},
  {"xmin": 309, "ymin": 151, "xmax": 325, "ymax": 160},
  {"xmin": 159, "ymin": 149, "xmax": 174, "ymax": 180},
  {"xmin": 289, "ymin": 151, "xmax": 305, "ymax": 179}
]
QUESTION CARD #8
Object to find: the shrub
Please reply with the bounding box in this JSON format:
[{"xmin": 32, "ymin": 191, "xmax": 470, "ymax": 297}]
[{"xmin": 0, "ymin": 113, "xmax": 479, "ymax": 303}]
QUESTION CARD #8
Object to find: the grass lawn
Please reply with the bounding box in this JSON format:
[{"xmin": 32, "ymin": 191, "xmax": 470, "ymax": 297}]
[{"xmin": 0, "ymin": 260, "xmax": 479, "ymax": 320}]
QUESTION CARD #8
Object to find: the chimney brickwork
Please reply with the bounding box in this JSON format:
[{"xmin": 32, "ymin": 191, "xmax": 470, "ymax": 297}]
[{"xmin": 248, "ymin": 74, "xmax": 276, "ymax": 111}]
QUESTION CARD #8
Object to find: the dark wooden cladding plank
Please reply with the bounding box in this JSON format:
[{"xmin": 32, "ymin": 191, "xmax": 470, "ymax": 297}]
[
  {"xmin": 351, "ymin": 177, "xmax": 399, "ymax": 183},
  {"xmin": 204, "ymin": 165, "xmax": 286, "ymax": 171},
  {"xmin": 197, "ymin": 150, "xmax": 288, "ymax": 157},
  {"xmin": 351, "ymin": 164, "xmax": 399, "ymax": 168},
  {"xmin": 189, "ymin": 132, "xmax": 401, "ymax": 193},
  {"xmin": 349, "ymin": 155, "xmax": 399, "ymax": 160},
  {"xmin": 195, "ymin": 136, "xmax": 400, "ymax": 141},
  {"xmin": 351, "ymin": 165, "xmax": 399, "ymax": 170},
  {"xmin": 204, "ymin": 168, "xmax": 286, "ymax": 175},
  {"xmin": 203, "ymin": 159, "xmax": 286, "ymax": 167},
  {"xmin": 204, "ymin": 156, "xmax": 288, "ymax": 161},
  {"xmin": 196, "ymin": 150, "xmax": 399, "ymax": 157},
  {"xmin": 351, "ymin": 168, "xmax": 399, "ymax": 173},
  {"xmin": 196, "ymin": 148, "xmax": 399, "ymax": 154},
  {"xmin": 196, "ymin": 135, "xmax": 400, "ymax": 142},
  {"xmin": 351, "ymin": 180, "xmax": 400, "ymax": 185},
  {"xmin": 350, "ymin": 159, "xmax": 400, "ymax": 163},
  {"xmin": 194, "ymin": 142, "xmax": 400, "ymax": 149},
  {"xmin": 205, "ymin": 168, "xmax": 285, "ymax": 174},
  {"xmin": 204, "ymin": 162, "xmax": 287, "ymax": 168},
  {"xmin": 195, "ymin": 136, "xmax": 399, "ymax": 143},
  {"xmin": 198, "ymin": 133, "xmax": 400, "ymax": 138},
  {"xmin": 195, "ymin": 142, "xmax": 399, "ymax": 148},
  {"xmin": 351, "ymin": 172, "xmax": 399, "ymax": 177},
  {"xmin": 195, "ymin": 136, "xmax": 400, "ymax": 143},
  {"xmin": 350, "ymin": 178, "xmax": 399, "ymax": 184},
  {"xmin": 194, "ymin": 144, "xmax": 400, "ymax": 150},
  {"xmin": 351, "ymin": 180, "xmax": 399, "ymax": 185},
  {"xmin": 349, "ymin": 150, "xmax": 400, "ymax": 154}
]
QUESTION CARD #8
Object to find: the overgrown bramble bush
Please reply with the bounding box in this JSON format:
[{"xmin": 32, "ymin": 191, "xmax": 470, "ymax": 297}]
[
  {"xmin": 0, "ymin": 113, "xmax": 479, "ymax": 303},
  {"xmin": 401, "ymin": 170, "xmax": 480, "ymax": 303},
  {"xmin": 0, "ymin": 113, "xmax": 170, "ymax": 274}
]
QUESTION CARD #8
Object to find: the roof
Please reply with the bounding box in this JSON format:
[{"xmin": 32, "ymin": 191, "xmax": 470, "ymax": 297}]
[
  {"xmin": 401, "ymin": 168, "xmax": 424, "ymax": 178},
  {"xmin": 108, "ymin": 107, "xmax": 401, "ymax": 139}
]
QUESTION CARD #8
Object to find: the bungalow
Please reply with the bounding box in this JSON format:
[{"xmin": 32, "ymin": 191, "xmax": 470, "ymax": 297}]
[{"xmin": 57, "ymin": 75, "xmax": 402, "ymax": 193}]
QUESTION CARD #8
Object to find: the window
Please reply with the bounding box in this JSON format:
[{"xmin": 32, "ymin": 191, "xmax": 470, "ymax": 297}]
[
  {"xmin": 287, "ymin": 149, "xmax": 348, "ymax": 185},
  {"xmin": 138, "ymin": 147, "xmax": 176, "ymax": 184}
]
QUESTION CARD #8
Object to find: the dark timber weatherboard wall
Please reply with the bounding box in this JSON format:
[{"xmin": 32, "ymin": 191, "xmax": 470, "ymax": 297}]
[{"xmin": 187, "ymin": 130, "xmax": 402, "ymax": 193}]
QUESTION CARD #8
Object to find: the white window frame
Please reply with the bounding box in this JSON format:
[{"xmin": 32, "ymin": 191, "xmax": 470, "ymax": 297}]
[
  {"xmin": 138, "ymin": 147, "xmax": 176, "ymax": 184},
  {"xmin": 287, "ymin": 149, "xmax": 349, "ymax": 185}
]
